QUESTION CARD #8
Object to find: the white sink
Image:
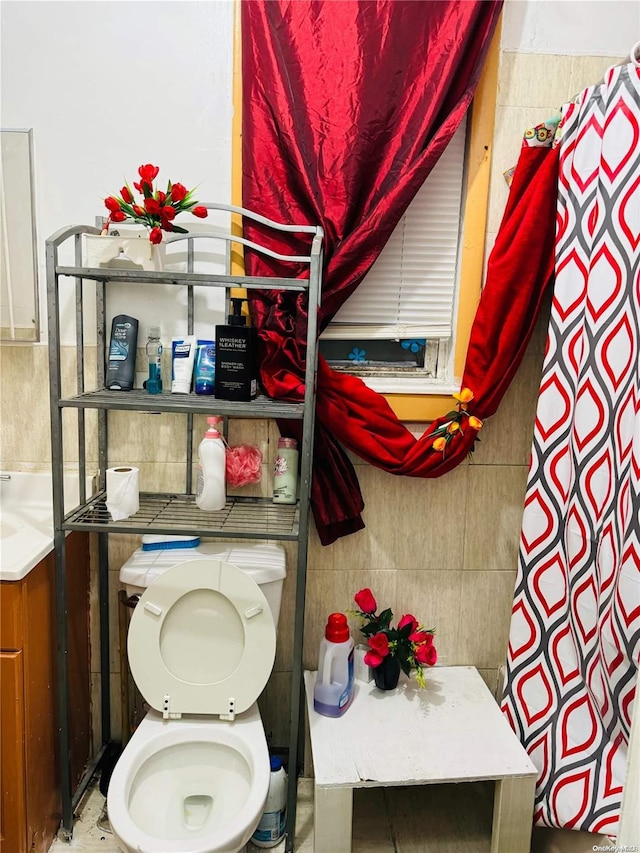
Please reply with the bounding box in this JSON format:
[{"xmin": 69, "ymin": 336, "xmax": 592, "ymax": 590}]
[{"xmin": 0, "ymin": 471, "xmax": 95, "ymax": 581}]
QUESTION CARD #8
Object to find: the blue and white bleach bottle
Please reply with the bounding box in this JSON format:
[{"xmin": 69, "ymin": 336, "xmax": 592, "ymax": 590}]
[
  {"xmin": 251, "ymin": 755, "xmax": 287, "ymax": 848},
  {"xmin": 313, "ymin": 613, "xmax": 354, "ymax": 717}
]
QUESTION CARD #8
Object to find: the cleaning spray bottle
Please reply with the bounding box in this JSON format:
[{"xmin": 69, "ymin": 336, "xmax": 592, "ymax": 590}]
[
  {"xmin": 313, "ymin": 613, "xmax": 354, "ymax": 717},
  {"xmin": 195, "ymin": 416, "xmax": 226, "ymax": 511}
]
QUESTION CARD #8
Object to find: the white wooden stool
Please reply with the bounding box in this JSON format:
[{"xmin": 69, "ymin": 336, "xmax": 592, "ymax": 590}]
[{"xmin": 304, "ymin": 665, "xmax": 537, "ymax": 853}]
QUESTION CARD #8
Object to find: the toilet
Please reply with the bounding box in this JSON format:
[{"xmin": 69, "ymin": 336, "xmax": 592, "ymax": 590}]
[{"xmin": 107, "ymin": 544, "xmax": 286, "ymax": 853}]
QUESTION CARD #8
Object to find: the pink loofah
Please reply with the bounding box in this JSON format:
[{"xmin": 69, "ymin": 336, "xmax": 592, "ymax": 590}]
[{"xmin": 225, "ymin": 444, "xmax": 263, "ymax": 487}]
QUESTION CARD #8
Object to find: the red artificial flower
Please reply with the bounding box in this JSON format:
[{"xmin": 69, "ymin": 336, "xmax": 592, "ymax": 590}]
[
  {"xmin": 364, "ymin": 650, "xmax": 385, "ymax": 668},
  {"xmin": 104, "ymin": 196, "xmax": 121, "ymax": 213},
  {"xmin": 409, "ymin": 631, "xmax": 430, "ymax": 644},
  {"xmin": 415, "ymin": 643, "xmax": 437, "ymax": 666},
  {"xmin": 106, "ymin": 166, "xmax": 206, "ymax": 243},
  {"xmin": 170, "ymin": 182, "xmax": 188, "ymax": 202},
  {"xmin": 398, "ymin": 614, "xmax": 418, "ymax": 633},
  {"xmin": 138, "ymin": 163, "xmax": 160, "ymax": 185},
  {"xmin": 368, "ymin": 632, "xmax": 389, "ymax": 658},
  {"xmin": 354, "ymin": 588, "xmax": 377, "ymax": 614},
  {"xmin": 144, "ymin": 197, "xmax": 161, "ymax": 215}
]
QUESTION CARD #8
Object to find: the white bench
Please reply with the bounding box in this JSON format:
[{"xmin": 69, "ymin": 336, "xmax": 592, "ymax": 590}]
[{"xmin": 304, "ymin": 665, "xmax": 538, "ymax": 853}]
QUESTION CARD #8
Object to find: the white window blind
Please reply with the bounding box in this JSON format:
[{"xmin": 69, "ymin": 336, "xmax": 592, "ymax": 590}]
[{"xmin": 322, "ymin": 117, "xmax": 467, "ymax": 341}]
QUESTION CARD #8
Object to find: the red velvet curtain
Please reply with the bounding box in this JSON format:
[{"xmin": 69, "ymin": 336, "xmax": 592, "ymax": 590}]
[{"xmin": 241, "ymin": 0, "xmax": 556, "ymax": 545}]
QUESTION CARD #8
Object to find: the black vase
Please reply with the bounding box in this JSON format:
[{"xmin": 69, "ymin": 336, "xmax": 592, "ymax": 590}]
[{"xmin": 373, "ymin": 655, "xmax": 401, "ymax": 691}]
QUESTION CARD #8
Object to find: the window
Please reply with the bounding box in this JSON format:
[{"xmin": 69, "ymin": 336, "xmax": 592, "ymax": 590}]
[
  {"xmin": 362, "ymin": 31, "xmax": 500, "ymax": 421},
  {"xmin": 319, "ymin": 118, "xmax": 467, "ymax": 395}
]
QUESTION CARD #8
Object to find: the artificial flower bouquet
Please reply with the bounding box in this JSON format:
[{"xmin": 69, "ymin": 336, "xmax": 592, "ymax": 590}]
[
  {"xmin": 352, "ymin": 587, "xmax": 437, "ymax": 688},
  {"xmin": 103, "ymin": 163, "xmax": 208, "ymax": 244},
  {"xmin": 430, "ymin": 387, "xmax": 483, "ymax": 455}
]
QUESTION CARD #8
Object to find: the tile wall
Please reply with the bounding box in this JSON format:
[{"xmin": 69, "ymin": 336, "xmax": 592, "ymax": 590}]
[{"xmin": 0, "ymin": 51, "xmax": 619, "ymax": 757}]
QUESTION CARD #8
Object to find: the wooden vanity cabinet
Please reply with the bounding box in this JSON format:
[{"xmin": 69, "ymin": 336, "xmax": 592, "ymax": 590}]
[{"xmin": 0, "ymin": 532, "xmax": 90, "ymax": 853}]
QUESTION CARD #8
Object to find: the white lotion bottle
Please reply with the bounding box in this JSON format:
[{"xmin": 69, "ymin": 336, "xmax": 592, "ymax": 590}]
[{"xmin": 196, "ymin": 416, "xmax": 226, "ymax": 511}]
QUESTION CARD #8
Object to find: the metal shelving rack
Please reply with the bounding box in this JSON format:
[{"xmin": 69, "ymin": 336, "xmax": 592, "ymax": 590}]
[{"xmin": 46, "ymin": 203, "xmax": 323, "ymax": 851}]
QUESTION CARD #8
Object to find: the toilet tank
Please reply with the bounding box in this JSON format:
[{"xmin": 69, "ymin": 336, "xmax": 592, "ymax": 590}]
[{"xmin": 119, "ymin": 542, "xmax": 287, "ymax": 626}]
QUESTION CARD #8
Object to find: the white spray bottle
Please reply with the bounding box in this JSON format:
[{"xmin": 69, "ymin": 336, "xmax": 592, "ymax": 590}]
[{"xmin": 196, "ymin": 416, "xmax": 226, "ymax": 511}]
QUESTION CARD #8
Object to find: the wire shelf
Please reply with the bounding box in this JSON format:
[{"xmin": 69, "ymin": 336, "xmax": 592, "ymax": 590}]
[
  {"xmin": 59, "ymin": 388, "xmax": 305, "ymax": 418},
  {"xmin": 55, "ymin": 265, "xmax": 310, "ymax": 291},
  {"xmin": 63, "ymin": 491, "xmax": 300, "ymax": 539}
]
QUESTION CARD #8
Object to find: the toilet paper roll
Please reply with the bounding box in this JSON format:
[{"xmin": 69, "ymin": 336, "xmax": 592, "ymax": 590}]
[{"xmin": 106, "ymin": 466, "xmax": 139, "ymax": 521}]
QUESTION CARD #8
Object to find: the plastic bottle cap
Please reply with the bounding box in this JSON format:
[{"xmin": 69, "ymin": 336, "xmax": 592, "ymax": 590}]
[
  {"xmin": 204, "ymin": 416, "xmax": 222, "ymax": 438},
  {"xmin": 149, "ymin": 326, "xmax": 161, "ymax": 338},
  {"xmin": 228, "ymin": 297, "xmax": 247, "ymax": 326},
  {"xmin": 270, "ymin": 755, "xmax": 283, "ymax": 772},
  {"xmin": 277, "ymin": 437, "xmax": 298, "ymax": 450},
  {"xmin": 325, "ymin": 613, "xmax": 350, "ymax": 642}
]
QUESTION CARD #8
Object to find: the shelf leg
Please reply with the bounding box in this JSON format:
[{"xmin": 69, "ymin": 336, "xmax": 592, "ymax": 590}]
[
  {"xmin": 54, "ymin": 531, "xmax": 73, "ymax": 835},
  {"xmin": 491, "ymin": 775, "xmax": 536, "ymax": 853},
  {"xmin": 99, "ymin": 533, "xmax": 111, "ymax": 745},
  {"xmin": 314, "ymin": 785, "xmax": 353, "ymax": 853}
]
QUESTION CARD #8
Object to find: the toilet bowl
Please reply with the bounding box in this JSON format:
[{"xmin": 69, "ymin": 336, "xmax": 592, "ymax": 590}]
[
  {"xmin": 108, "ymin": 707, "xmax": 270, "ymax": 853},
  {"xmin": 107, "ymin": 554, "xmax": 284, "ymax": 853}
]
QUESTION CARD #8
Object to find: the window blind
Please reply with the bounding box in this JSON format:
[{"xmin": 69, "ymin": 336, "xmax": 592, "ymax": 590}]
[{"xmin": 322, "ymin": 117, "xmax": 467, "ymax": 341}]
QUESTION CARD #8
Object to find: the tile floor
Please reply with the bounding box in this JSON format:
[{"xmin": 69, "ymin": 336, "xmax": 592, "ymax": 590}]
[{"xmin": 48, "ymin": 776, "xmax": 612, "ymax": 853}]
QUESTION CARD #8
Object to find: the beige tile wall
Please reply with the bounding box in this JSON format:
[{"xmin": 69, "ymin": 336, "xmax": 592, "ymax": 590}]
[{"xmin": 0, "ymin": 51, "xmax": 621, "ymax": 756}]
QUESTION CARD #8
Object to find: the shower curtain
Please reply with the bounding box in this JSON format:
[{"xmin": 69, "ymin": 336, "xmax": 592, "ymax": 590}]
[{"xmin": 502, "ymin": 61, "xmax": 640, "ymax": 835}]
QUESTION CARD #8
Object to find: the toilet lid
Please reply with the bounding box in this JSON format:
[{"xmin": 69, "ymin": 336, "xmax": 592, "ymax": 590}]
[{"xmin": 127, "ymin": 558, "xmax": 276, "ymax": 717}]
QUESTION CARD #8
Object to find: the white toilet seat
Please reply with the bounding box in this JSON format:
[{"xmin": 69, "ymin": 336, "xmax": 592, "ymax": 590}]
[{"xmin": 128, "ymin": 559, "xmax": 276, "ymax": 718}]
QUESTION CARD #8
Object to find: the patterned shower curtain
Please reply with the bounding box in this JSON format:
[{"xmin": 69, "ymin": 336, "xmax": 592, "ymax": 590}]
[{"xmin": 502, "ymin": 61, "xmax": 640, "ymax": 835}]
